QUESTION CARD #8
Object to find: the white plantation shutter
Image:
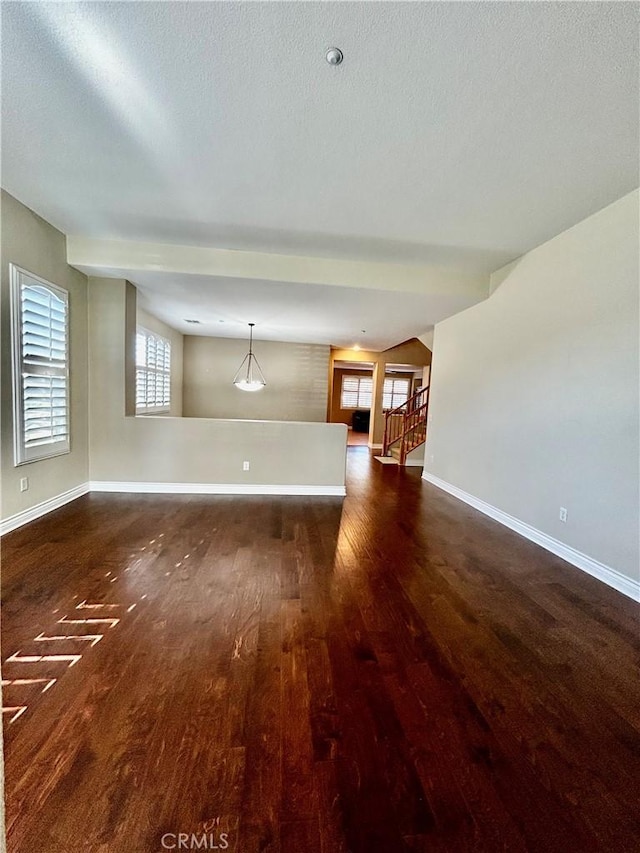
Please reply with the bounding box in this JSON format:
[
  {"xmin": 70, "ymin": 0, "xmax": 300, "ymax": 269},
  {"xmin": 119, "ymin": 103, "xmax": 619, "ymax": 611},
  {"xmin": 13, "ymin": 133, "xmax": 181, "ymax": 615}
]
[
  {"xmin": 383, "ymin": 378, "xmax": 410, "ymax": 410},
  {"xmin": 136, "ymin": 328, "xmax": 171, "ymax": 413},
  {"xmin": 340, "ymin": 375, "xmax": 373, "ymax": 409},
  {"xmin": 11, "ymin": 266, "xmax": 70, "ymax": 464}
]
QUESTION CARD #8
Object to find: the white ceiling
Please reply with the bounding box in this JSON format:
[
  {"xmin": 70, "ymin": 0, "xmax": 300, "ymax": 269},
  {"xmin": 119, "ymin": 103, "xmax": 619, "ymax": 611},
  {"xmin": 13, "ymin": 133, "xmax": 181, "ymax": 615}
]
[
  {"xmin": 130, "ymin": 270, "xmax": 476, "ymax": 350},
  {"xmin": 2, "ymin": 2, "xmax": 638, "ymax": 347}
]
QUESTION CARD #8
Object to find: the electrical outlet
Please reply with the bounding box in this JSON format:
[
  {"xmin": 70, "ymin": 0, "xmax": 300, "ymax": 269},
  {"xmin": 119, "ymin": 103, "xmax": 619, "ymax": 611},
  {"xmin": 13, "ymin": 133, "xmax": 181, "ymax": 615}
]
[
  {"xmin": 20, "ymin": 477, "xmax": 29, "ymax": 492},
  {"xmin": 559, "ymin": 507, "xmax": 568, "ymax": 523},
  {"xmin": 243, "ymin": 461, "xmax": 250, "ymax": 471}
]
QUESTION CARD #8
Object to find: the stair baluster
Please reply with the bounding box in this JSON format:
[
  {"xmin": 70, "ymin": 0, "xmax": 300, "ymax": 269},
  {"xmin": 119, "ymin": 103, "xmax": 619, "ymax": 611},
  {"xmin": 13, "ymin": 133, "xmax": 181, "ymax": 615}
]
[{"xmin": 382, "ymin": 386, "xmax": 430, "ymax": 464}]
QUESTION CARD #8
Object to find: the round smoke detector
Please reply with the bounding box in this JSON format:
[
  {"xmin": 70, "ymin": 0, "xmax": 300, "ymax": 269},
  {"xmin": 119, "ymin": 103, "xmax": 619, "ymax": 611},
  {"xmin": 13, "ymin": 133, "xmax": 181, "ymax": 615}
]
[{"xmin": 326, "ymin": 47, "xmax": 343, "ymax": 66}]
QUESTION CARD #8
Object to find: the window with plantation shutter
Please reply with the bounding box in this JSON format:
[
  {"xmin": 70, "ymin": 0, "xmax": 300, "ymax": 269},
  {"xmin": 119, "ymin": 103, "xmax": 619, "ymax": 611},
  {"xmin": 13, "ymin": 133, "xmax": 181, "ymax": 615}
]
[
  {"xmin": 11, "ymin": 265, "xmax": 70, "ymax": 464},
  {"xmin": 136, "ymin": 328, "xmax": 171, "ymax": 413},
  {"xmin": 340, "ymin": 375, "xmax": 373, "ymax": 409},
  {"xmin": 383, "ymin": 377, "xmax": 410, "ymax": 410}
]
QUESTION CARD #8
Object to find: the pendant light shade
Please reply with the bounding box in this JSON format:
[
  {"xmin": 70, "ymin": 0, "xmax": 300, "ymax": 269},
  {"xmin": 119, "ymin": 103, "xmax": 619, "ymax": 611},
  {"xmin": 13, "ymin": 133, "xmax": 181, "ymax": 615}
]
[{"xmin": 233, "ymin": 323, "xmax": 266, "ymax": 392}]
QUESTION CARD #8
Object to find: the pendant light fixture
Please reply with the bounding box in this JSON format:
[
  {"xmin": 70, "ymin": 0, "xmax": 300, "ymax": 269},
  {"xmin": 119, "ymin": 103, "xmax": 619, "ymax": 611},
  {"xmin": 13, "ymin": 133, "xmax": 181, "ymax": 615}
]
[{"xmin": 233, "ymin": 323, "xmax": 266, "ymax": 392}]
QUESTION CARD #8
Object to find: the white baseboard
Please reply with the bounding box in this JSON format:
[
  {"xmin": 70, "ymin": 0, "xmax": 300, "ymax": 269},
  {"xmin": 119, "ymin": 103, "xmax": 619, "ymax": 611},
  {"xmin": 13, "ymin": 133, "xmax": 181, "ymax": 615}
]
[
  {"xmin": 422, "ymin": 471, "xmax": 640, "ymax": 602},
  {"xmin": 368, "ymin": 443, "xmax": 383, "ymax": 451},
  {"xmin": 1, "ymin": 482, "xmax": 90, "ymax": 536},
  {"xmin": 404, "ymin": 458, "xmax": 425, "ymax": 467},
  {"xmin": 89, "ymin": 481, "xmax": 346, "ymax": 497}
]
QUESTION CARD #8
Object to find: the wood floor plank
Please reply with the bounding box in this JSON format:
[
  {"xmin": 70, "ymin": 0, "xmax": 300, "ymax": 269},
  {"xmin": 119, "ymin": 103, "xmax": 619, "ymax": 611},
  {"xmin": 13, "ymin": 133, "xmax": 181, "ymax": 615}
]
[
  {"xmin": 280, "ymin": 599, "xmax": 318, "ymax": 822},
  {"xmin": 237, "ymin": 588, "xmax": 283, "ymax": 853}
]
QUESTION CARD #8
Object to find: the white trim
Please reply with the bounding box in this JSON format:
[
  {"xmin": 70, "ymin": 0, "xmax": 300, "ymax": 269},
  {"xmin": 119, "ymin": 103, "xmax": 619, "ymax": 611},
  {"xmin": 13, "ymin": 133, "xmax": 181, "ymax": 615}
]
[
  {"xmin": 1, "ymin": 483, "xmax": 89, "ymax": 536},
  {"xmin": 421, "ymin": 471, "xmax": 640, "ymax": 602},
  {"xmin": 404, "ymin": 458, "xmax": 425, "ymax": 467},
  {"xmin": 368, "ymin": 443, "xmax": 383, "ymax": 451},
  {"xmin": 90, "ymin": 481, "xmax": 346, "ymax": 497}
]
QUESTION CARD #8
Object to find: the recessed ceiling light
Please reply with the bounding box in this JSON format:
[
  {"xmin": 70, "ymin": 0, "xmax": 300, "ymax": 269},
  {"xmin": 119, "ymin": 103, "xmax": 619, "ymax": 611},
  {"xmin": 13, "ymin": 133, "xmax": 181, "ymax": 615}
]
[
  {"xmin": 184, "ymin": 319, "xmax": 201, "ymax": 324},
  {"xmin": 326, "ymin": 47, "xmax": 343, "ymax": 66},
  {"xmin": 353, "ymin": 344, "xmax": 360, "ymax": 351}
]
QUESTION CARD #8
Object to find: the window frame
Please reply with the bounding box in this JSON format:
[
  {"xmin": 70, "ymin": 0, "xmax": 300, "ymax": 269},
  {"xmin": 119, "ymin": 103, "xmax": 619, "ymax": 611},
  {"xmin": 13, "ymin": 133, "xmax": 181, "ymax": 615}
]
[
  {"xmin": 11, "ymin": 264, "xmax": 71, "ymax": 466},
  {"xmin": 135, "ymin": 327, "xmax": 171, "ymax": 415},
  {"xmin": 340, "ymin": 374, "xmax": 373, "ymax": 410}
]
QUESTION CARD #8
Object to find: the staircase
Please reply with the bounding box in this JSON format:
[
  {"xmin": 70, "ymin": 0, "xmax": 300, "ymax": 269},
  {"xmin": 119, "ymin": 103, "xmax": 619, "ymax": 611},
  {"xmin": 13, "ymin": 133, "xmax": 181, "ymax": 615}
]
[{"xmin": 382, "ymin": 386, "xmax": 429, "ymax": 465}]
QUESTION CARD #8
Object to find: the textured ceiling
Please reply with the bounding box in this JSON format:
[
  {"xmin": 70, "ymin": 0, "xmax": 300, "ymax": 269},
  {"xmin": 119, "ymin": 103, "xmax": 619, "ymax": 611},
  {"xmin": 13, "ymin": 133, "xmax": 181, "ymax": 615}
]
[{"xmin": 2, "ymin": 1, "xmax": 638, "ymax": 345}]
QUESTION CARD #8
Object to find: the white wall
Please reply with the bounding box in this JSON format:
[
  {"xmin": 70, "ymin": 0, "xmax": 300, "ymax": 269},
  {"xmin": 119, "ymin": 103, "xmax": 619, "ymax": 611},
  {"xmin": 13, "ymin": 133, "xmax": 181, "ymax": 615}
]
[
  {"xmin": 90, "ymin": 278, "xmax": 346, "ymax": 492},
  {"xmin": 1, "ymin": 191, "xmax": 89, "ymax": 523},
  {"xmin": 183, "ymin": 335, "xmax": 329, "ymax": 422},
  {"xmin": 424, "ymin": 190, "xmax": 639, "ymax": 586},
  {"xmin": 137, "ymin": 307, "xmax": 184, "ymax": 416}
]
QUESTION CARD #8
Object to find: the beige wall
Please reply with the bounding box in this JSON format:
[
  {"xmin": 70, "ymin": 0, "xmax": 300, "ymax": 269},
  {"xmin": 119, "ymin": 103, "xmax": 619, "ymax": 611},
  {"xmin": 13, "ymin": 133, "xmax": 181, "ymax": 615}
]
[
  {"xmin": 425, "ymin": 190, "xmax": 640, "ymax": 584},
  {"xmin": 91, "ymin": 415, "xmax": 347, "ymax": 489},
  {"xmin": 0, "ymin": 191, "xmax": 89, "ymax": 522},
  {"xmin": 89, "ymin": 279, "xmax": 346, "ymax": 489},
  {"xmin": 137, "ymin": 307, "xmax": 184, "ymax": 416},
  {"xmin": 183, "ymin": 335, "xmax": 329, "ymax": 422}
]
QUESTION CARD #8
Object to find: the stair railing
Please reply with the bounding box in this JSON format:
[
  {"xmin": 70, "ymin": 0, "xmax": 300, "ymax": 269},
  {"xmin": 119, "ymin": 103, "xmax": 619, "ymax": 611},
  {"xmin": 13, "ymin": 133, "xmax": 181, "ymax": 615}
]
[{"xmin": 382, "ymin": 386, "xmax": 430, "ymax": 464}]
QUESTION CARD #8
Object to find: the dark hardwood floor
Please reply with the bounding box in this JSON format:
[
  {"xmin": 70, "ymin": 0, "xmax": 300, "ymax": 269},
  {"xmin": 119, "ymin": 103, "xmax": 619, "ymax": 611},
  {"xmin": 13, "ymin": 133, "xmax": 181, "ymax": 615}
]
[{"xmin": 2, "ymin": 447, "xmax": 639, "ymax": 852}]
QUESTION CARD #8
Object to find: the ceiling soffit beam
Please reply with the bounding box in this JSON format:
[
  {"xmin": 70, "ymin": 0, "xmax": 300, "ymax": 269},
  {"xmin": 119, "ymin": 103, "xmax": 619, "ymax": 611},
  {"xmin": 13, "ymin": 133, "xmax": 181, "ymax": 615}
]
[{"xmin": 67, "ymin": 236, "xmax": 489, "ymax": 299}]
